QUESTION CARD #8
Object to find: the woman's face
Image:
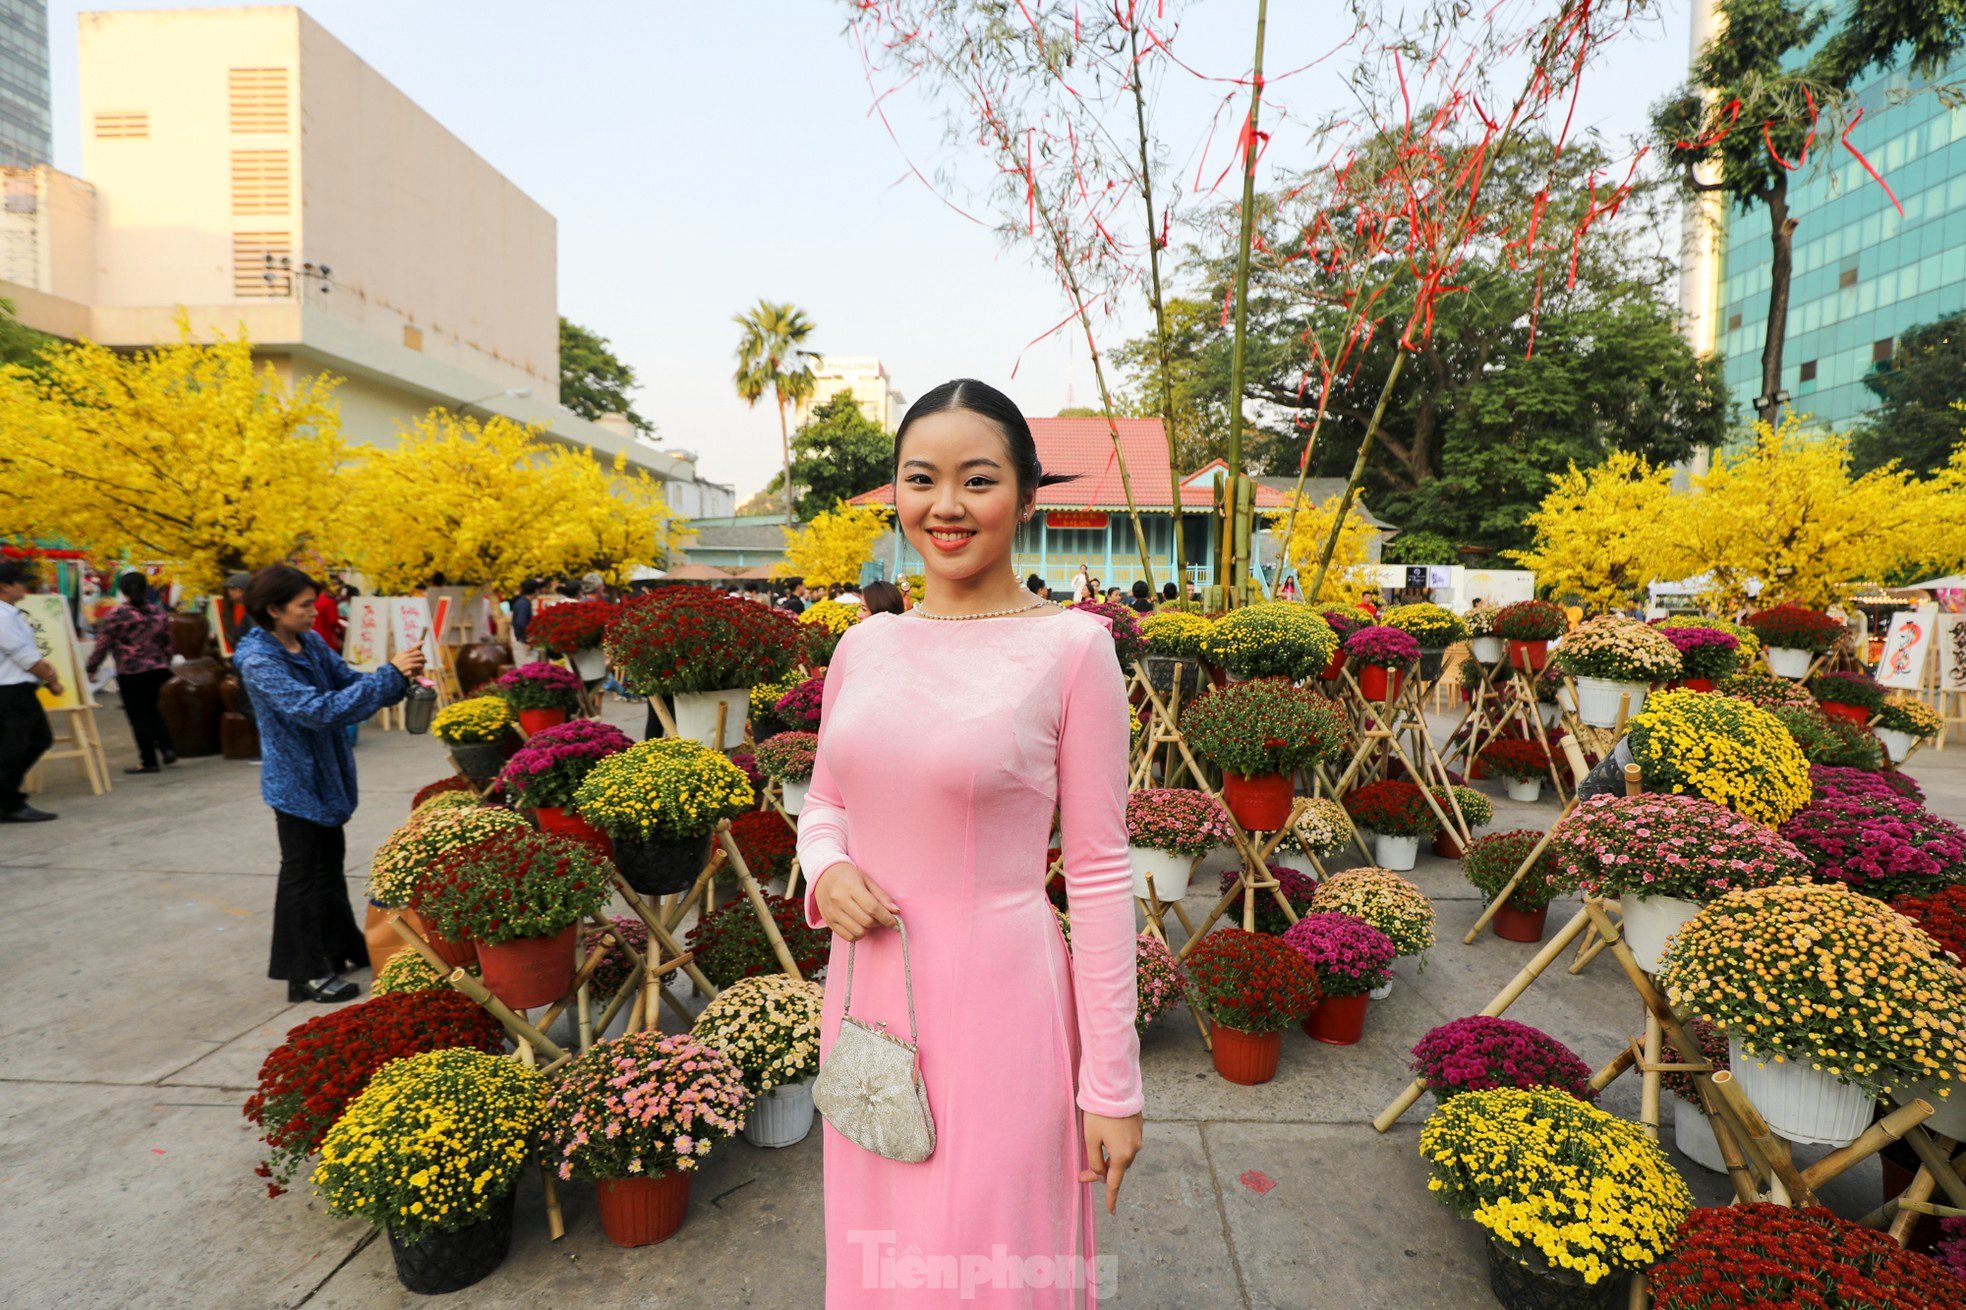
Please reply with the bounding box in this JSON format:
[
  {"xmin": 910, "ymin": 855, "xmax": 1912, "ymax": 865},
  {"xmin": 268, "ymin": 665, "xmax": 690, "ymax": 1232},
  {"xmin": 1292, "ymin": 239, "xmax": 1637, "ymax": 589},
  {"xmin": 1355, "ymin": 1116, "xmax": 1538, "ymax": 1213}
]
[
  {"xmin": 269, "ymin": 589, "xmax": 318, "ymax": 639},
  {"xmin": 895, "ymin": 409, "xmax": 1031, "ymax": 586}
]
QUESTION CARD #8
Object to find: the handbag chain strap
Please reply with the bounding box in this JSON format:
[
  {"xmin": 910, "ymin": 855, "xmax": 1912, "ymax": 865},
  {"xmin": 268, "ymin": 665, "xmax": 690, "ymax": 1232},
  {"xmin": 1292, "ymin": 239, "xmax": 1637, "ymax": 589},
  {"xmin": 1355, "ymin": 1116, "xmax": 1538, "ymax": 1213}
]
[{"xmin": 840, "ymin": 914, "xmax": 918, "ymax": 1047}]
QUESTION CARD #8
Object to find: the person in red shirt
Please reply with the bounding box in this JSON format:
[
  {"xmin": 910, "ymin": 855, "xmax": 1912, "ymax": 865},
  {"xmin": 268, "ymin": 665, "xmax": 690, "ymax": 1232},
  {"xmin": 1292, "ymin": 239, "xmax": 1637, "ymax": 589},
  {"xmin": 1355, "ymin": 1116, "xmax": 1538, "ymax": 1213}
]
[{"xmin": 311, "ymin": 585, "xmax": 343, "ymax": 650}]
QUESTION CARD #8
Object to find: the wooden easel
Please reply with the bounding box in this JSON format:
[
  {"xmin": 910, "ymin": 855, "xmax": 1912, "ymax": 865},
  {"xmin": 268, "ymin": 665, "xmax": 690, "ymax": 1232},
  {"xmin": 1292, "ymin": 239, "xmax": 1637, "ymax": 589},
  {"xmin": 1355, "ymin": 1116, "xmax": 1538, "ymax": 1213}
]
[{"xmin": 25, "ymin": 700, "xmax": 112, "ymax": 796}]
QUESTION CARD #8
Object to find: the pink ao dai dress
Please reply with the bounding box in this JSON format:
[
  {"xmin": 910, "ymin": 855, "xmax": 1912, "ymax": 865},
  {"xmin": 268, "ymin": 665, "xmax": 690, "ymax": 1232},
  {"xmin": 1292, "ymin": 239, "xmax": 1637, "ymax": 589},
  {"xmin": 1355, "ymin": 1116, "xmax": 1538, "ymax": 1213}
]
[{"xmin": 796, "ymin": 605, "xmax": 1144, "ymax": 1308}]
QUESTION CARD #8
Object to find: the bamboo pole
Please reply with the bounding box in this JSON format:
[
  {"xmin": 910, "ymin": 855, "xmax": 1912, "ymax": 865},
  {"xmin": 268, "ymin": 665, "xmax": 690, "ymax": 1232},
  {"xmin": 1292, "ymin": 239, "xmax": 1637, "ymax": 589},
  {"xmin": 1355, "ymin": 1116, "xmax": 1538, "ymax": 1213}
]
[
  {"xmin": 718, "ymin": 822, "xmax": 804, "ymax": 980},
  {"xmin": 1217, "ymin": 0, "xmax": 1269, "ymax": 594},
  {"xmin": 445, "ymin": 968, "xmax": 570, "ymax": 1066},
  {"xmin": 1691, "ymin": 1079, "xmax": 1763, "ymax": 1204},
  {"xmin": 1899, "ymin": 1128, "xmax": 1966, "ymax": 1210},
  {"xmin": 1710, "ymin": 1071, "xmax": 1816, "ymax": 1205},
  {"xmin": 1639, "ymin": 1010, "xmax": 1664, "ymax": 1142},
  {"xmin": 1801, "ymin": 1101, "xmax": 1934, "ymax": 1190}
]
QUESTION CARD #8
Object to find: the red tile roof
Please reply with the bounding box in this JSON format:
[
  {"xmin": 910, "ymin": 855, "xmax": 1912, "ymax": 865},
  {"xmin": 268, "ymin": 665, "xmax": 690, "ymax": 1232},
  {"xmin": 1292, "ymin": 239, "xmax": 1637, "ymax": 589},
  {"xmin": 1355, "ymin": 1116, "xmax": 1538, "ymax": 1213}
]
[{"xmin": 847, "ymin": 417, "xmax": 1296, "ymax": 511}]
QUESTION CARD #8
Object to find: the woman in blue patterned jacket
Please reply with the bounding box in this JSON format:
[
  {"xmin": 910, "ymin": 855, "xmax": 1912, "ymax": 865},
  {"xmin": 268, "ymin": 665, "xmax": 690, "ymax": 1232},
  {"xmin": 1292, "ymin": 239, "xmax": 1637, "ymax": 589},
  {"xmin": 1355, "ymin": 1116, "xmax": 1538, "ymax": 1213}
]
[{"xmin": 235, "ymin": 565, "xmax": 424, "ymax": 1003}]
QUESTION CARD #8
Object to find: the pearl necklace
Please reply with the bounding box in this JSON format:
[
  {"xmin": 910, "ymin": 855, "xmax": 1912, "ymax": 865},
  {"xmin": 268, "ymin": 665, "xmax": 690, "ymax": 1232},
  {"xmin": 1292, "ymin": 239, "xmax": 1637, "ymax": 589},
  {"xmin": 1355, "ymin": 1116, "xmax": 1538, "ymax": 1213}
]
[{"xmin": 908, "ymin": 596, "xmax": 1050, "ymax": 621}]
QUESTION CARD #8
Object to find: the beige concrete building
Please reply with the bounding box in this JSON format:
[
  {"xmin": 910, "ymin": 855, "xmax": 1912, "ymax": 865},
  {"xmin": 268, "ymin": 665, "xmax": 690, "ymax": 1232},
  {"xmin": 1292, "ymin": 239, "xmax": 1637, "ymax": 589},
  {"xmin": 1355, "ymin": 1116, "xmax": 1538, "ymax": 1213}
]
[
  {"xmin": 2, "ymin": 5, "xmax": 723, "ymax": 506},
  {"xmin": 795, "ymin": 353, "xmax": 906, "ymax": 431}
]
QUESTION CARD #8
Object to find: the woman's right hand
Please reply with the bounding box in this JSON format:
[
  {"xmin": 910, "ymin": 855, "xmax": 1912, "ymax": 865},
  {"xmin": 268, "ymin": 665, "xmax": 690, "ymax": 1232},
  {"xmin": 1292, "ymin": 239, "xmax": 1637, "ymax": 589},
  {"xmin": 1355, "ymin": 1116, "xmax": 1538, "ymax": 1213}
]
[
  {"xmin": 813, "ymin": 862, "xmax": 899, "ymax": 941},
  {"xmin": 391, "ymin": 647, "xmax": 426, "ymax": 678}
]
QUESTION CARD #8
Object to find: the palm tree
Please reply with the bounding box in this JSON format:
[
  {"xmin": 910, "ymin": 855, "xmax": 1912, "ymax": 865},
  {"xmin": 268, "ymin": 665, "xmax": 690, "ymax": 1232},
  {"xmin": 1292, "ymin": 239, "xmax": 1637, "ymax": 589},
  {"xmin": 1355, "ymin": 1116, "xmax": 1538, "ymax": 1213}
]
[{"xmin": 733, "ymin": 301, "xmax": 817, "ymax": 526}]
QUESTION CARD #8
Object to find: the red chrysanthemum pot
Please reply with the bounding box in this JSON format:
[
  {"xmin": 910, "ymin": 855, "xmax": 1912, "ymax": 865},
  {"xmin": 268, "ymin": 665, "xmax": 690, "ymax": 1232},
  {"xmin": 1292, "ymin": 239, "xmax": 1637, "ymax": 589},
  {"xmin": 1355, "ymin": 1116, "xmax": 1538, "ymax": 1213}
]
[
  {"xmin": 1204, "ymin": 663, "xmax": 1228, "ymax": 689},
  {"xmin": 1818, "ymin": 700, "xmax": 1869, "ymax": 725},
  {"xmin": 1220, "ymin": 771, "xmax": 1293, "ymax": 831},
  {"xmin": 518, "ymin": 707, "xmax": 569, "ymax": 736},
  {"xmin": 476, "ymin": 922, "xmax": 578, "ymax": 1009},
  {"xmin": 1302, "ymin": 993, "xmax": 1369, "ymax": 1045},
  {"xmin": 1210, "ymin": 1023, "xmax": 1283, "ymax": 1085},
  {"xmin": 534, "ymin": 806, "xmax": 613, "ymax": 860},
  {"xmin": 1319, "ymin": 648, "xmax": 1345, "ymax": 681},
  {"xmin": 1432, "ymin": 829, "xmax": 1466, "ymax": 859},
  {"xmin": 1491, "ymin": 901, "xmax": 1549, "ymax": 943},
  {"xmin": 594, "ymin": 1170, "xmax": 692, "ymax": 1247},
  {"xmin": 1507, "ymin": 639, "xmax": 1549, "ymax": 672},
  {"xmin": 422, "ymin": 919, "xmax": 478, "ymax": 968},
  {"xmin": 1357, "ymin": 665, "xmax": 1404, "ymax": 702}
]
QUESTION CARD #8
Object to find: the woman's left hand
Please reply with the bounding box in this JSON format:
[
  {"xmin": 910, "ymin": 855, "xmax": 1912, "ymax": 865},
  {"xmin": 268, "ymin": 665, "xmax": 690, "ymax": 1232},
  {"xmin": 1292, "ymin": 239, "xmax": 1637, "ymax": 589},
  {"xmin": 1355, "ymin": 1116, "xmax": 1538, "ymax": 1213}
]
[{"xmin": 1080, "ymin": 1112, "xmax": 1143, "ymax": 1214}]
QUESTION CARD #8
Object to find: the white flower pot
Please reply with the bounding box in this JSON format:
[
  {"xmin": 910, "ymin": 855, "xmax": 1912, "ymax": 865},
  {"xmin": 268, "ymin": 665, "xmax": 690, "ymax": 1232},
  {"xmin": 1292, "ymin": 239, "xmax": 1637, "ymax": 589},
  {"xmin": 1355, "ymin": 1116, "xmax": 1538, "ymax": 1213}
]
[
  {"xmin": 1728, "ymin": 1038, "xmax": 1875, "ymax": 1145},
  {"xmin": 1538, "ymin": 702, "xmax": 1562, "ymax": 728},
  {"xmin": 1672, "ymin": 1099, "xmax": 1728, "ymax": 1173},
  {"xmin": 742, "ymin": 1077, "xmax": 816, "ymax": 1149},
  {"xmin": 1368, "ymin": 978, "xmax": 1393, "ymax": 1001},
  {"xmin": 1272, "ymin": 849, "xmax": 1320, "ymax": 878},
  {"xmin": 1504, "ymin": 777, "xmax": 1543, "ymax": 803},
  {"xmin": 1620, "ymin": 894, "xmax": 1702, "ymax": 974},
  {"xmin": 1574, "ymin": 676, "xmax": 1649, "ymax": 728},
  {"xmin": 672, "ymin": 686, "xmax": 751, "ymax": 749},
  {"xmin": 1876, "ymin": 727, "xmax": 1916, "ymax": 763},
  {"xmin": 1374, "ymin": 833, "xmax": 1419, "ymax": 871},
  {"xmin": 1128, "ymin": 845, "xmax": 1193, "ymax": 901},
  {"xmin": 1470, "ymin": 636, "xmax": 1505, "ymax": 665},
  {"xmin": 570, "ymin": 647, "xmax": 609, "ymax": 681},
  {"xmin": 780, "ymin": 777, "xmax": 810, "ymax": 815},
  {"xmin": 1765, "ymin": 645, "xmax": 1813, "ymax": 679}
]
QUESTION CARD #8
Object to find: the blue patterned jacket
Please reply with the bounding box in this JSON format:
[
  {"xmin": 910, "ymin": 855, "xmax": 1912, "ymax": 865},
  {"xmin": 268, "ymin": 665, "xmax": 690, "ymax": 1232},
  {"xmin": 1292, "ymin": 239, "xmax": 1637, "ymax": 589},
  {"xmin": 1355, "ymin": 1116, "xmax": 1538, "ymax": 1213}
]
[{"xmin": 234, "ymin": 626, "xmax": 408, "ymax": 827}]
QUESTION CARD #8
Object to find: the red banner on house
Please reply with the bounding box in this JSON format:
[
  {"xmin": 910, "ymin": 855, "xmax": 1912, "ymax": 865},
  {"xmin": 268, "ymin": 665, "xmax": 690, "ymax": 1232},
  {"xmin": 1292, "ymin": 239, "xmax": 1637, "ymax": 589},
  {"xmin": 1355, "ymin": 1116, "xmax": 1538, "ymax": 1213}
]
[{"xmin": 1046, "ymin": 510, "xmax": 1109, "ymax": 530}]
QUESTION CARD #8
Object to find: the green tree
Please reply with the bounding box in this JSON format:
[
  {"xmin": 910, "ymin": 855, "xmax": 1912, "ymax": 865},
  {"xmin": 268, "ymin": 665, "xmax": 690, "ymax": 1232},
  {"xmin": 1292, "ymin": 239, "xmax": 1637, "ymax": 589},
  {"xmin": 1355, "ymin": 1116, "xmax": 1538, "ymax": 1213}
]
[
  {"xmin": 1381, "ymin": 531, "xmax": 1459, "ymax": 565},
  {"xmin": 734, "ymin": 301, "xmax": 817, "ymax": 527},
  {"xmin": 1852, "ymin": 310, "xmax": 1966, "ymax": 476},
  {"xmin": 760, "ymin": 392, "xmax": 895, "ymax": 521},
  {"xmin": 0, "ymin": 298, "xmax": 53, "ymax": 371},
  {"xmin": 558, "ymin": 317, "xmax": 654, "ymax": 434},
  {"xmin": 1113, "ymin": 137, "xmax": 1726, "ymax": 551},
  {"xmin": 1653, "ymin": 0, "xmax": 1966, "ymax": 427}
]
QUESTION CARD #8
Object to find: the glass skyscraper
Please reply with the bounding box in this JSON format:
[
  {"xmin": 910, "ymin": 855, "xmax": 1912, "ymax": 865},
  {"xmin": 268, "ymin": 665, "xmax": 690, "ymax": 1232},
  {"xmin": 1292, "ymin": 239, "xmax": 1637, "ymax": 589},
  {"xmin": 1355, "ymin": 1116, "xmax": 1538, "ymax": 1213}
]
[
  {"xmin": 0, "ymin": 0, "xmax": 49, "ymax": 168},
  {"xmin": 1713, "ymin": 52, "xmax": 1966, "ymax": 433}
]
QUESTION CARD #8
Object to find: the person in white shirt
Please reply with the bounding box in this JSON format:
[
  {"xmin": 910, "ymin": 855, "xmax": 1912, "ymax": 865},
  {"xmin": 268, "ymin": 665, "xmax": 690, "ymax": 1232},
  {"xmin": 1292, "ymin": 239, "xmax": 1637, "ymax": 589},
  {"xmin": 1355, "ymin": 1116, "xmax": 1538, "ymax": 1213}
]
[{"xmin": 0, "ymin": 560, "xmax": 63, "ymax": 823}]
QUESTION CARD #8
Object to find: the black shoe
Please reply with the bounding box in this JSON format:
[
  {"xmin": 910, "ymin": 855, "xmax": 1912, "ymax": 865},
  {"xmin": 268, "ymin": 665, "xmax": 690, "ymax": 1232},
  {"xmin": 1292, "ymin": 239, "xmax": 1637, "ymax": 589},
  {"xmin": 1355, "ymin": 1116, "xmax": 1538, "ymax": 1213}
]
[
  {"xmin": 162, "ymin": 750, "xmax": 179, "ymax": 766},
  {"xmin": 288, "ymin": 975, "xmax": 360, "ymax": 1003},
  {"xmin": 125, "ymin": 764, "xmax": 161, "ymax": 775},
  {"xmin": 0, "ymin": 805, "xmax": 56, "ymax": 823}
]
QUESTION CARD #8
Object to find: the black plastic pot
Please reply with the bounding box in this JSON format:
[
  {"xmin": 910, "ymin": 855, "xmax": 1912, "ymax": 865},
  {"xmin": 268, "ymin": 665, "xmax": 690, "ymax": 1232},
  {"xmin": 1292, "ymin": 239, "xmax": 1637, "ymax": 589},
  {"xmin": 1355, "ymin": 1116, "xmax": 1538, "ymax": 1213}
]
[
  {"xmin": 387, "ymin": 1184, "xmax": 516, "ymax": 1295},
  {"xmin": 1483, "ymin": 1239, "xmax": 1619, "ymax": 1310},
  {"xmin": 1143, "ymin": 655, "xmax": 1206, "ymax": 701},
  {"xmin": 449, "ymin": 740, "xmax": 506, "ymax": 783},
  {"xmin": 614, "ymin": 832, "xmax": 714, "ymax": 896},
  {"xmin": 1417, "ymin": 648, "xmax": 1446, "ymax": 683}
]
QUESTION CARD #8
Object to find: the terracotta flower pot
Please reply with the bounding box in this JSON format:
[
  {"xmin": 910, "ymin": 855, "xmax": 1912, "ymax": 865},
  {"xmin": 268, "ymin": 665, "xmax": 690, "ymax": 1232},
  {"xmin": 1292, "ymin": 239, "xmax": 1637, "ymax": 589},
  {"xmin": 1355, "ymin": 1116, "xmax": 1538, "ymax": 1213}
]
[
  {"xmin": 1302, "ymin": 992, "xmax": 1369, "ymax": 1045},
  {"xmin": 1318, "ymin": 648, "xmax": 1345, "ymax": 681},
  {"xmin": 1220, "ymin": 771, "xmax": 1293, "ymax": 831},
  {"xmin": 1668, "ymin": 677, "xmax": 1714, "ymax": 693},
  {"xmin": 1507, "ymin": 639, "xmax": 1550, "ymax": 672},
  {"xmin": 424, "ymin": 923, "xmax": 478, "ymax": 968},
  {"xmin": 1432, "ymin": 829, "xmax": 1466, "ymax": 860},
  {"xmin": 1210, "ymin": 1022, "xmax": 1283, "ymax": 1085},
  {"xmin": 595, "ymin": 1170, "xmax": 692, "ymax": 1247},
  {"xmin": 534, "ymin": 806, "xmax": 613, "ymax": 860},
  {"xmin": 476, "ymin": 922, "xmax": 578, "ymax": 1009},
  {"xmin": 1818, "ymin": 700, "xmax": 1869, "ymax": 725},
  {"xmin": 1491, "ymin": 901, "xmax": 1549, "ymax": 943},
  {"xmin": 1357, "ymin": 664, "xmax": 1404, "ymax": 702},
  {"xmin": 1204, "ymin": 663, "xmax": 1228, "ymax": 689},
  {"xmin": 518, "ymin": 707, "xmax": 569, "ymax": 736}
]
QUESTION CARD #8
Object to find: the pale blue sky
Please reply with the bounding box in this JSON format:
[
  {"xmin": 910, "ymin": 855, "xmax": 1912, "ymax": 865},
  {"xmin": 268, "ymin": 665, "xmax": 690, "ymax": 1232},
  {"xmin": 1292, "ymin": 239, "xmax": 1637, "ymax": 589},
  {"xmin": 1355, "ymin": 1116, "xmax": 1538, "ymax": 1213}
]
[{"xmin": 47, "ymin": 1, "xmax": 1696, "ymax": 501}]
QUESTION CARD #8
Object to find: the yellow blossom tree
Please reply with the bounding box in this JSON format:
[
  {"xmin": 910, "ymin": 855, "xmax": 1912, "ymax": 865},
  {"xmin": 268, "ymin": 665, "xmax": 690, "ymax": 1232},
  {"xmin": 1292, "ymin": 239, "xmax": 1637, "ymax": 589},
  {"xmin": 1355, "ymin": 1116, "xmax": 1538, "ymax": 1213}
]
[
  {"xmin": 340, "ymin": 410, "xmax": 692, "ymax": 593},
  {"xmin": 1265, "ymin": 494, "xmax": 1377, "ymax": 604},
  {"xmin": 1675, "ymin": 415, "xmax": 1934, "ymax": 610},
  {"xmin": 774, "ymin": 501, "xmax": 891, "ymax": 586},
  {"xmin": 1508, "ymin": 451, "xmax": 1681, "ymax": 613},
  {"xmin": 0, "ymin": 325, "xmax": 346, "ymax": 592}
]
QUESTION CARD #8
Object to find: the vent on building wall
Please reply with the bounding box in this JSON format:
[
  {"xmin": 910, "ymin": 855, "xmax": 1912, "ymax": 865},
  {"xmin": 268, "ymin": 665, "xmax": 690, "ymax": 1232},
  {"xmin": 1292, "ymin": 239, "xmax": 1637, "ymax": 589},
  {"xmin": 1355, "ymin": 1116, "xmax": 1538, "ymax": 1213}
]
[
  {"xmin": 93, "ymin": 111, "xmax": 149, "ymax": 139},
  {"xmin": 231, "ymin": 150, "xmax": 292, "ymax": 214},
  {"xmin": 403, "ymin": 325, "xmax": 424, "ymax": 351},
  {"xmin": 233, "ymin": 231, "xmax": 292, "ymax": 297},
  {"xmin": 228, "ymin": 68, "xmax": 291, "ymax": 133}
]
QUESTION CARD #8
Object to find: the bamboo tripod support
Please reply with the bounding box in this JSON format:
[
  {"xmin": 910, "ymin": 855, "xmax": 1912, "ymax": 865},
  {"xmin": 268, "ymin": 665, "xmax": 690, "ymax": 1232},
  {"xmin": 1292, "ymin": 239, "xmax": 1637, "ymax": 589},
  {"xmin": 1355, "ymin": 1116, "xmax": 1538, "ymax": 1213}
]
[
  {"xmin": 1444, "ymin": 660, "xmax": 1572, "ymax": 804},
  {"xmin": 1176, "ymin": 794, "xmax": 1319, "ymax": 958},
  {"xmin": 1327, "ymin": 660, "xmax": 1472, "ymax": 846},
  {"xmin": 1460, "ymin": 734, "xmax": 1594, "ymax": 945}
]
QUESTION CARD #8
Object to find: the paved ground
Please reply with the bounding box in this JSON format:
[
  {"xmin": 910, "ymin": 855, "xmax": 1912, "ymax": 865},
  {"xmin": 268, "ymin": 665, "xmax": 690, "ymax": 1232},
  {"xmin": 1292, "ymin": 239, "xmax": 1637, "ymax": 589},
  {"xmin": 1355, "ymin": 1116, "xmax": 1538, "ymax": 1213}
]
[{"xmin": 5, "ymin": 694, "xmax": 1961, "ymax": 1309}]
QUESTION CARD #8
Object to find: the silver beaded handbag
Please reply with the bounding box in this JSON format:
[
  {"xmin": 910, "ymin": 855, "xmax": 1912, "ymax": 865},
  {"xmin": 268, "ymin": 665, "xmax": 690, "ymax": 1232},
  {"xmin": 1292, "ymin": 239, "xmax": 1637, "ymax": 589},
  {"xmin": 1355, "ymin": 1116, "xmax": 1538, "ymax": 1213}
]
[{"xmin": 811, "ymin": 915, "xmax": 936, "ymax": 1163}]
